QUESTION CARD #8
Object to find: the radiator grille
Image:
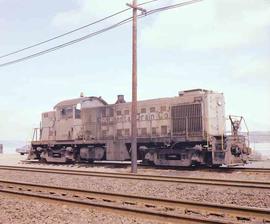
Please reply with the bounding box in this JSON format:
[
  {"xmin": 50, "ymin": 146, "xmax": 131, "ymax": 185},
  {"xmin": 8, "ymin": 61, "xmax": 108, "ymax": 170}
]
[{"xmin": 171, "ymin": 104, "xmax": 202, "ymax": 136}]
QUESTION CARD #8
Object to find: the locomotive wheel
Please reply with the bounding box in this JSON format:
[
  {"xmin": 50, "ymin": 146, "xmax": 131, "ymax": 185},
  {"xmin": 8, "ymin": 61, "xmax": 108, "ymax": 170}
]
[
  {"xmin": 142, "ymin": 159, "xmax": 154, "ymax": 166},
  {"xmin": 88, "ymin": 159, "xmax": 94, "ymax": 164},
  {"xmin": 66, "ymin": 159, "xmax": 75, "ymax": 164},
  {"xmin": 40, "ymin": 158, "xmax": 47, "ymax": 163}
]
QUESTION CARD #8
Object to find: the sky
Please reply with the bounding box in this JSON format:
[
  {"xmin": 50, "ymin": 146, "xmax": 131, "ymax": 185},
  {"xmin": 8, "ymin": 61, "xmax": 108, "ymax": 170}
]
[{"xmin": 0, "ymin": 0, "xmax": 269, "ymax": 141}]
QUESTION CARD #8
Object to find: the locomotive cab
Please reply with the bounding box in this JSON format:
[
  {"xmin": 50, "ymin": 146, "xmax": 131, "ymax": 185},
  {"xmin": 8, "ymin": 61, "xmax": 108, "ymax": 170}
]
[
  {"xmin": 53, "ymin": 96, "xmax": 107, "ymax": 141},
  {"xmin": 30, "ymin": 95, "xmax": 107, "ymax": 163}
]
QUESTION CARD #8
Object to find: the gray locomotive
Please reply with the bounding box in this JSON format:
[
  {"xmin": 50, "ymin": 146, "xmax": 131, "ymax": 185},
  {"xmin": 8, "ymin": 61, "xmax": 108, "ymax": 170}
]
[{"xmin": 28, "ymin": 89, "xmax": 250, "ymax": 166}]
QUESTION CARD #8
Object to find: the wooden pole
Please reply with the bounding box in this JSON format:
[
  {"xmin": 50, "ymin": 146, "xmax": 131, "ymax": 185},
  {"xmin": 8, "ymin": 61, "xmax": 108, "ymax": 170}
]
[{"xmin": 131, "ymin": 0, "xmax": 138, "ymax": 173}]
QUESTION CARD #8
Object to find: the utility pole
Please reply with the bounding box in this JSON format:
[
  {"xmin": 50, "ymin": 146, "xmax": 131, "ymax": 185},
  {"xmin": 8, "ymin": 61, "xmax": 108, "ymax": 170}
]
[{"xmin": 127, "ymin": 1, "xmax": 146, "ymax": 173}]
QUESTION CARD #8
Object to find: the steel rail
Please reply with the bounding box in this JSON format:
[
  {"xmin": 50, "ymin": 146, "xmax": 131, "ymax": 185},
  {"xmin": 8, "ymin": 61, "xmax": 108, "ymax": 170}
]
[
  {"xmin": 20, "ymin": 160, "xmax": 270, "ymax": 173},
  {"xmin": 0, "ymin": 165, "xmax": 269, "ymax": 189},
  {"xmin": 140, "ymin": 164, "xmax": 270, "ymax": 174},
  {"xmin": 219, "ymin": 167, "xmax": 270, "ymax": 173},
  {"xmin": 0, "ymin": 179, "xmax": 269, "ymax": 224}
]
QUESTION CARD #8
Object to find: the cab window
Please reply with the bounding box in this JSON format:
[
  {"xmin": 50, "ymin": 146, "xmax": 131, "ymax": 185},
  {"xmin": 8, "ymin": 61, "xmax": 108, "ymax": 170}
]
[
  {"xmin": 75, "ymin": 104, "xmax": 81, "ymax": 119},
  {"xmin": 61, "ymin": 107, "xmax": 73, "ymax": 119},
  {"xmin": 75, "ymin": 109, "xmax": 81, "ymax": 119}
]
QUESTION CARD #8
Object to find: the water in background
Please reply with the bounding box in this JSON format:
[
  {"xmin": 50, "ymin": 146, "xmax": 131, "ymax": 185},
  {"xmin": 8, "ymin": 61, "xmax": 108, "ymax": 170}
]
[
  {"xmin": 250, "ymin": 142, "xmax": 270, "ymax": 157},
  {"xmin": 0, "ymin": 140, "xmax": 27, "ymax": 154}
]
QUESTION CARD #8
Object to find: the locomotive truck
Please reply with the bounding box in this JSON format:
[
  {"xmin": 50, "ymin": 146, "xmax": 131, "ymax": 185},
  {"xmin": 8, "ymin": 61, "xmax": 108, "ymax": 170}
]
[{"xmin": 28, "ymin": 89, "xmax": 250, "ymax": 166}]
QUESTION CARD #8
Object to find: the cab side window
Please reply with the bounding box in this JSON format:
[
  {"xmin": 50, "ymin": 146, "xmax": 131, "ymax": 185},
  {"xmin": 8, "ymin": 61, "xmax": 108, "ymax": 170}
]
[
  {"xmin": 75, "ymin": 104, "xmax": 81, "ymax": 119},
  {"xmin": 61, "ymin": 107, "xmax": 73, "ymax": 119},
  {"xmin": 75, "ymin": 109, "xmax": 81, "ymax": 119}
]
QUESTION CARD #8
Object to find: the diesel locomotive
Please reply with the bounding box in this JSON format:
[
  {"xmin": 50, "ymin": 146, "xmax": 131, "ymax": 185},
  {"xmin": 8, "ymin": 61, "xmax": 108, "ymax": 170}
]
[{"xmin": 28, "ymin": 89, "xmax": 250, "ymax": 166}]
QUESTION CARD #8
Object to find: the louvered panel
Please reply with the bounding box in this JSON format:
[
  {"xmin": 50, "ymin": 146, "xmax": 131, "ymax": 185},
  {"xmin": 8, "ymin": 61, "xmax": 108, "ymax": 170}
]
[{"xmin": 171, "ymin": 103, "xmax": 202, "ymax": 136}]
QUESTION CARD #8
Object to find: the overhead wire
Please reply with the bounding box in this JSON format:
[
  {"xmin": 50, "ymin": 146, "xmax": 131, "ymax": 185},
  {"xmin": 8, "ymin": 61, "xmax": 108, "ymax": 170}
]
[
  {"xmin": 146, "ymin": 0, "xmax": 202, "ymax": 15},
  {"xmin": 138, "ymin": 0, "xmax": 166, "ymax": 6},
  {"xmin": 0, "ymin": 0, "xmax": 202, "ymax": 68},
  {"xmin": 0, "ymin": 17, "xmax": 133, "ymax": 67},
  {"xmin": 0, "ymin": 0, "xmax": 165, "ymax": 60},
  {"xmin": 0, "ymin": 8, "xmax": 130, "ymax": 60}
]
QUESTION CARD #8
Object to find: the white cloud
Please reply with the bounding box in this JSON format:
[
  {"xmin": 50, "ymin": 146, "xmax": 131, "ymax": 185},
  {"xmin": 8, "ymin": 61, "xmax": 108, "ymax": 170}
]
[
  {"xmin": 141, "ymin": 0, "xmax": 270, "ymax": 50},
  {"xmin": 0, "ymin": 14, "xmax": 6, "ymax": 29},
  {"xmin": 230, "ymin": 56, "xmax": 270, "ymax": 82},
  {"xmin": 51, "ymin": 0, "xmax": 131, "ymax": 28}
]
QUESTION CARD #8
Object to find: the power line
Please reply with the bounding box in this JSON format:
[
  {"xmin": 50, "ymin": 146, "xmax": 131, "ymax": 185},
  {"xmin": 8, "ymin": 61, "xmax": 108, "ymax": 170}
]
[
  {"xmin": 0, "ymin": 17, "xmax": 133, "ymax": 67},
  {"xmin": 139, "ymin": 0, "xmax": 165, "ymax": 5},
  {"xmin": 0, "ymin": 9, "xmax": 130, "ymax": 60},
  {"xmin": 146, "ymin": 0, "xmax": 202, "ymax": 15},
  {"xmin": 0, "ymin": 0, "xmax": 164, "ymax": 60},
  {"xmin": 0, "ymin": 0, "xmax": 202, "ymax": 68}
]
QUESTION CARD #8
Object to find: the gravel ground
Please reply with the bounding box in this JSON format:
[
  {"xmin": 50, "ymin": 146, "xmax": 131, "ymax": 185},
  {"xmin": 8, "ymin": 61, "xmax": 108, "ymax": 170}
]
[
  {"xmin": 0, "ymin": 194, "xmax": 161, "ymax": 224},
  {"xmin": 17, "ymin": 162, "xmax": 270, "ymax": 181},
  {"xmin": 2, "ymin": 154, "xmax": 270, "ymax": 181},
  {"xmin": 0, "ymin": 154, "xmax": 270, "ymax": 223},
  {"xmin": 0, "ymin": 169, "xmax": 269, "ymax": 208}
]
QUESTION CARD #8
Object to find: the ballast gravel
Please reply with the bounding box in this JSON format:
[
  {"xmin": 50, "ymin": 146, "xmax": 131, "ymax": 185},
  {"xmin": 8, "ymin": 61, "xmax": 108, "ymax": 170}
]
[
  {"xmin": 0, "ymin": 154, "xmax": 270, "ymax": 223},
  {"xmin": 0, "ymin": 169, "xmax": 269, "ymax": 209},
  {"xmin": 0, "ymin": 194, "xmax": 161, "ymax": 224}
]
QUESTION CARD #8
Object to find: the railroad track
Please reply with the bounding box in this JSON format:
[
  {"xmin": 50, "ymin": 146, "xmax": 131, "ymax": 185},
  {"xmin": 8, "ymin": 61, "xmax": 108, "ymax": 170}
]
[
  {"xmin": 221, "ymin": 167, "xmax": 270, "ymax": 174},
  {"xmin": 21, "ymin": 159, "xmax": 270, "ymax": 174},
  {"xmin": 0, "ymin": 179, "xmax": 269, "ymax": 224},
  {"xmin": 0, "ymin": 165, "xmax": 270, "ymax": 189}
]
